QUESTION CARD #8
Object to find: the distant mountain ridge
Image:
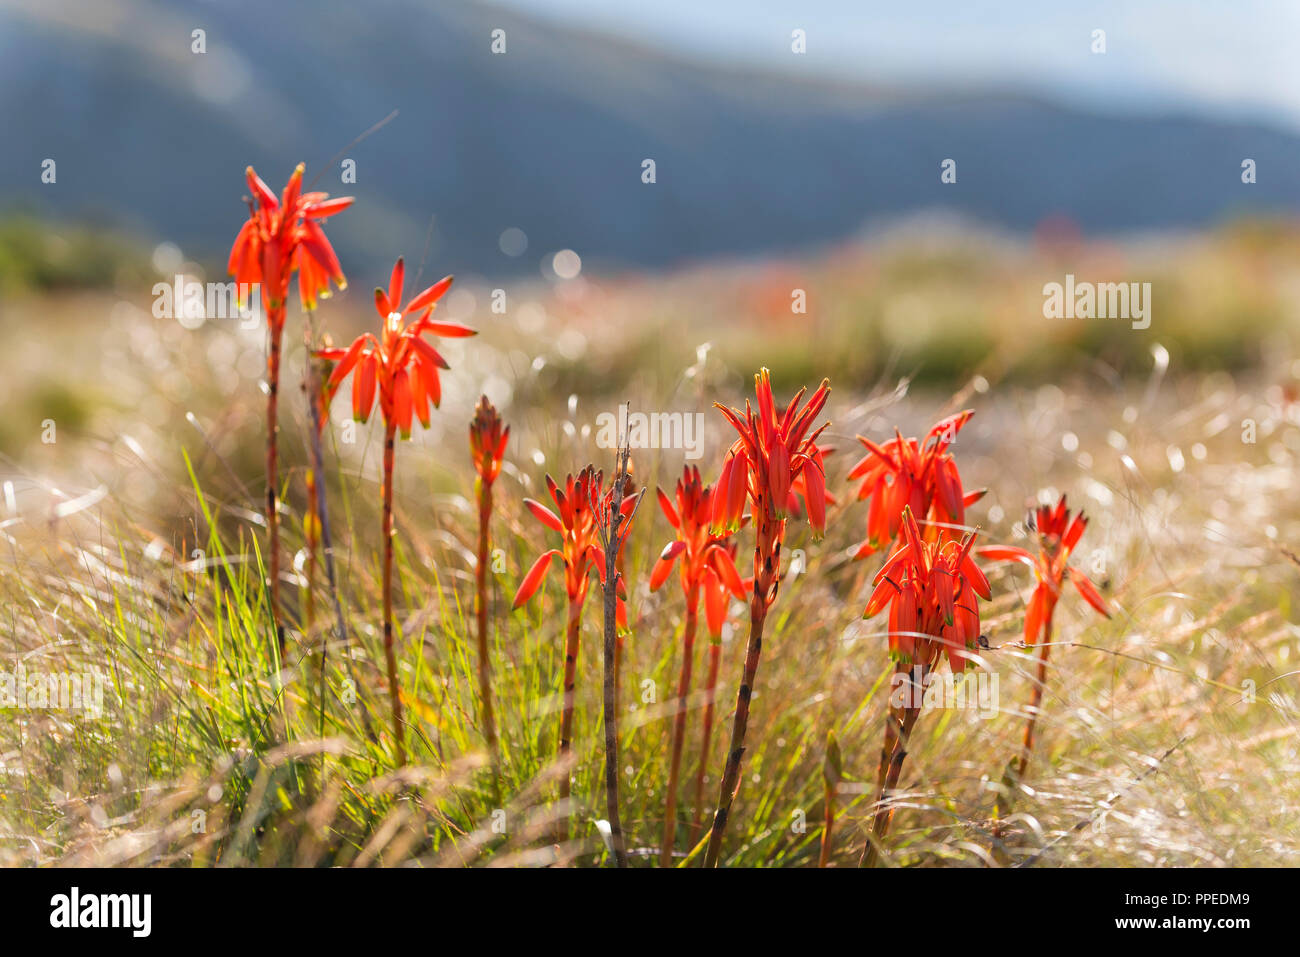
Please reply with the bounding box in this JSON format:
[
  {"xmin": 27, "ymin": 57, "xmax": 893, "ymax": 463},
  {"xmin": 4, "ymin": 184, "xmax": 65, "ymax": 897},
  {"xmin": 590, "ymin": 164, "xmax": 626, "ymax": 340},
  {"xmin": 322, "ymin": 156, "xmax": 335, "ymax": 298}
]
[{"xmin": 1, "ymin": 0, "xmax": 1297, "ymax": 279}]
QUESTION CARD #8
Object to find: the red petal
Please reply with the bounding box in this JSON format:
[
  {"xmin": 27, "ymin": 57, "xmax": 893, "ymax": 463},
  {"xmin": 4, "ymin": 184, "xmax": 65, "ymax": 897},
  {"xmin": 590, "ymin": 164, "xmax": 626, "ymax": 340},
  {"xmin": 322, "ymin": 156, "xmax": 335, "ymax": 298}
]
[
  {"xmin": 524, "ymin": 498, "xmax": 564, "ymax": 533},
  {"xmin": 727, "ymin": 448, "xmax": 750, "ymax": 527},
  {"xmin": 900, "ymin": 507, "xmax": 926, "ymax": 570},
  {"xmin": 977, "ymin": 545, "xmax": 1036, "ymax": 566},
  {"xmin": 962, "ymin": 553, "xmax": 992, "ymax": 600},
  {"xmin": 302, "ymin": 218, "xmax": 345, "ymax": 285},
  {"xmin": 872, "ymin": 543, "xmax": 913, "ymax": 587},
  {"xmin": 1068, "ymin": 566, "xmax": 1110, "ymax": 618},
  {"xmin": 388, "ymin": 258, "xmax": 405, "ymax": 313},
  {"xmin": 649, "ymin": 544, "xmax": 682, "ymax": 591},
  {"xmin": 393, "ymin": 368, "xmax": 414, "ymax": 438},
  {"xmin": 327, "ymin": 336, "xmax": 366, "ymax": 392},
  {"xmin": 803, "ymin": 451, "xmax": 826, "ymax": 535},
  {"xmin": 403, "ymin": 275, "xmax": 454, "ymax": 314},
  {"xmin": 711, "ymin": 454, "xmax": 734, "ymax": 532},
  {"xmin": 1063, "ymin": 512, "xmax": 1088, "ymax": 552},
  {"xmin": 355, "ymin": 354, "xmax": 377, "ymax": 422},
  {"xmin": 709, "ymin": 546, "xmax": 747, "ymax": 601},
  {"xmin": 303, "ymin": 197, "xmax": 354, "ymax": 218},
  {"xmin": 281, "ymin": 163, "xmax": 304, "ymax": 213},
  {"xmin": 934, "ymin": 566, "xmax": 956, "ymax": 625},
  {"xmin": 767, "ymin": 440, "xmax": 791, "ymax": 513},
  {"xmin": 227, "ymin": 219, "xmax": 253, "ymax": 275},
  {"xmin": 424, "ymin": 364, "xmax": 442, "ymax": 409},
  {"xmin": 657, "ymin": 487, "xmax": 680, "ymax": 530},
  {"xmin": 411, "ymin": 362, "xmax": 431, "ymax": 428},
  {"xmin": 587, "ymin": 544, "xmax": 608, "ymax": 582},
  {"xmin": 513, "ymin": 549, "xmax": 560, "ymax": 607},
  {"xmin": 927, "ymin": 409, "xmax": 973, "ymax": 452},
  {"xmin": 419, "ymin": 320, "xmax": 476, "ymax": 339},
  {"xmin": 864, "ymin": 575, "xmax": 899, "ymax": 618},
  {"xmin": 1024, "ymin": 584, "xmax": 1051, "ymax": 645},
  {"xmin": 755, "ymin": 368, "xmax": 778, "ymax": 443},
  {"xmin": 703, "ymin": 572, "xmax": 726, "ymax": 636},
  {"xmin": 936, "ymin": 457, "xmax": 963, "ymax": 521},
  {"xmin": 245, "ymin": 166, "xmax": 278, "ymax": 209}
]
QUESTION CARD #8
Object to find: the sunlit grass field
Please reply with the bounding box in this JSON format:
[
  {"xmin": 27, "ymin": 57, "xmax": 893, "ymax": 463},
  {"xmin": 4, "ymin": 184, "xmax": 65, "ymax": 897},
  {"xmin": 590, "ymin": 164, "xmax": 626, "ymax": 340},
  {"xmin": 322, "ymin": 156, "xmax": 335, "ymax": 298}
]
[{"xmin": 2, "ymin": 223, "xmax": 1299, "ymax": 866}]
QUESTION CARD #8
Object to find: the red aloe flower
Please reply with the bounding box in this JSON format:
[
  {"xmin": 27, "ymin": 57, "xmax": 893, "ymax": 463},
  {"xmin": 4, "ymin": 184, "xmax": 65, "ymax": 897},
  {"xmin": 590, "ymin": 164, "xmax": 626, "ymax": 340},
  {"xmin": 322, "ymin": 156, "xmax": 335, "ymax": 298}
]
[
  {"xmin": 859, "ymin": 505, "xmax": 990, "ymax": 866},
  {"xmin": 650, "ymin": 467, "xmax": 747, "ymax": 598},
  {"xmin": 979, "ymin": 494, "xmax": 1110, "ymax": 782},
  {"xmin": 512, "ymin": 466, "xmax": 639, "ymax": 841},
  {"xmin": 321, "ymin": 258, "xmax": 473, "ymax": 435},
  {"xmin": 317, "ymin": 257, "xmax": 475, "ymax": 767},
  {"xmin": 703, "ymin": 368, "xmax": 830, "ymax": 867},
  {"xmin": 863, "ymin": 506, "xmax": 990, "ymax": 673},
  {"xmin": 848, "ymin": 411, "xmax": 986, "ymax": 557},
  {"xmin": 470, "ymin": 397, "xmax": 510, "ymax": 760},
  {"xmin": 228, "ymin": 163, "xmax": 351, "ymax": 648},
  {"xmin": 228, "ymin": 164, "xmax": 352, "ymax": 315},
  {"xmin": 649, "ymin": 465, "xmax": 746, "ymax": 866},
  {"xmin": 709, "ymin": 371, "xmax": 831, "ymax": 538}
]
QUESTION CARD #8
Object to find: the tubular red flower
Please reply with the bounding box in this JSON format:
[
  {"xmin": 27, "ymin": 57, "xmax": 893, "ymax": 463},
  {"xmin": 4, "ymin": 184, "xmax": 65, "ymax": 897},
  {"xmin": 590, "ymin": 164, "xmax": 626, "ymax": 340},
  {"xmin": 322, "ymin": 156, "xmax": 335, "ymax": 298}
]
[
  {"xmin": 651, "ymin": 466, "xmax": 746, "ymax": 602},
  {"xmin": 850, "ymin": 410, "xmax": 983, "ymax": 557},
  {"xmin": 317, "ymin": 257, "xmax": 473, "ymax": 438},
  {"xmin": 982, "ymin": 494, "xmax": 1112, "ymax": 788},
  {"xmin": 710, "ymin": 369, "xmax": 831, "ymax": 542},
  {"xmin": 978, "ymin": 493, "xmax": 1111, "ymax": 645},
  {"xmin": 863, "ymin": 506, "xmax": 987, "ymax": 672},
  {"xmin": 512, "ymin": 466, "xmax": 640, "ymax": 621},
  {"xmin": 228, "ymin": 163, "xmax": 352, "ymax": 320},
  {"xmin": 513, "ymin": 549, "xmax": 562, "ymax": 608}
]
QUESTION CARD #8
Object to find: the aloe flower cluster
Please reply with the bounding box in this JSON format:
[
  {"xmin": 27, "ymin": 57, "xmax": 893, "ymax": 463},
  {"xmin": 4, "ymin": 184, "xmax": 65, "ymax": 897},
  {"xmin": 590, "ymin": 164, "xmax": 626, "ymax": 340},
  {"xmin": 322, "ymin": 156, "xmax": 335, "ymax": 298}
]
[
  {"xmin": 703, "ymin": 369, "xmax": 831, "ymax": 867},
  {"xmin": 849, "ymin": 410, "xmax": 985, "ymax": 557},
  {"xmin": 981, "ymin": 494, "xmax": 1110, "ymax": 785},
  {"xmin": 865, "ymin": 506, "xmax": 990, "ymax": 672}
]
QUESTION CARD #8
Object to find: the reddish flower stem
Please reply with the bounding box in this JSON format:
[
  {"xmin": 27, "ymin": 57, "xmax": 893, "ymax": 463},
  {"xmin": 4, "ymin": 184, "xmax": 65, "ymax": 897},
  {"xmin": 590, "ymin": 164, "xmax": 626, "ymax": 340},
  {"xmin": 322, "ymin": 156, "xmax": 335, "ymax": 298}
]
[
  {"xmin": 876, "ymin": 706, "xmax": 898, "ymax": 793},
  {"xmin": 861, "ymin": 665, "xmax": 927, "ymax": 867},
  {"xmin": 614, "ymin": 634, "xmax": 624, "ymax": 711},
  {"xmin": 1015, "ymin": 604, "xmax": 1056, "ymax": 783},
  {"xmin": 557, "ymin": 591, "xmax": 583, "ymax": 842},
  {"xmin": 703, "ymin": 497, "xmax": 778, "ymax": 868},
  {"xmin": 265, "ymin": 308, "xmax": 285, "ymax": 656},
  {"xmin": 381, "ymin": 421, "xmax": 406, "ymax": 766},
  {"xmin": 475, "ymin": 480, "xmax": 498, "ymax": 759},
  {"xmin": 660, "ymin": 589, "xmax": 698, "ymax": 866},
  {"xmin": 691, "ymin": 640, "xmax": 722, "ymax": 843}
]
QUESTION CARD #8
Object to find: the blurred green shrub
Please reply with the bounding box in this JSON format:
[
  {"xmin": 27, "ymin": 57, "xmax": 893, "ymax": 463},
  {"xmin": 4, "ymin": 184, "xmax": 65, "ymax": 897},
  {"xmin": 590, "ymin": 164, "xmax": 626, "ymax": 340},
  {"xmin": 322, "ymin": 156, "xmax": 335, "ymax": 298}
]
[{"xmin": 0, "ymin": 215, "xmax": 153, "ymax": 293}]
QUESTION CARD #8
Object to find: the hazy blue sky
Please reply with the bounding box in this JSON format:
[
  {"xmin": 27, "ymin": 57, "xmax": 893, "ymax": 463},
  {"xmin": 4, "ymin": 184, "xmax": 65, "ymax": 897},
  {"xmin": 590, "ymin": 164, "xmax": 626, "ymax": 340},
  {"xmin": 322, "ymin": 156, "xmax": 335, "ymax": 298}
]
[{"xmin": 488, "ymin": 0, "xmax": 1300, "ymax": 129}]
